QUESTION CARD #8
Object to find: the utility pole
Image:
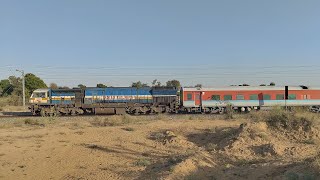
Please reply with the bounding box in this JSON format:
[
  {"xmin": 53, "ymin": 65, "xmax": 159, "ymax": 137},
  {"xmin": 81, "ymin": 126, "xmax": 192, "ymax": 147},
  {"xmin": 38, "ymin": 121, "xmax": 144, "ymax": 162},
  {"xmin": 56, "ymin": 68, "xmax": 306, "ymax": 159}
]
[{"xmin": 16, "ymin": 69, "xmax": 25, "ymax": 107}]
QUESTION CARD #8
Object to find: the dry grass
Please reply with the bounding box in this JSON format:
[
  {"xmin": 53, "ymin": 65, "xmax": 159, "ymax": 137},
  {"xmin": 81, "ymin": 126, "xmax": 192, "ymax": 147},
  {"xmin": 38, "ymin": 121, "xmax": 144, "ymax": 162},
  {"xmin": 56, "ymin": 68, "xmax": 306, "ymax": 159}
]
[
  {"xmin": 313, "ymin": 155, "xmax": 320, "ymax": 171},
  {"xmin": 1, "ymin": 111, "xmax": 320, "ymax": 179},
  {"xmin": 0, "ymin": 117, "xmax": 56, "ymax": 129},
  {"xmin": 134, "ymin": 158, "xmax": 152, "ymax": 167},
  {"xmin": 246, "ymin": 107, "xmax": 319, "ymax": 132},
  {"xmin": 0, "ymin": 105, "xmax": 28, "ymax": 112},
  {"xmin": 0, "ymin": 96, "xmax": 24, "ymax": 108},
  {"xmin": 90, "ymin": 114, "xmax": 152, "ymax": 127}
]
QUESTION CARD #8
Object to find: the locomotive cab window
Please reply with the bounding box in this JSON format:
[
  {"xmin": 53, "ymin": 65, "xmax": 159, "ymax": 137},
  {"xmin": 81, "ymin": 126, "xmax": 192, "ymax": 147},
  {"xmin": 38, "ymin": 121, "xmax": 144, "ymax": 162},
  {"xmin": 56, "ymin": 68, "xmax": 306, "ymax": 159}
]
[
  {"xmin": 288, "ymin": 94, "xmax": 296, "ymax": 100},
  {"xmin": 276, "ymin": 94, "xmax": 284, "ymax": 100},
  {"xmin": 263, "ymin": 94, "xmax": 271, "ymax": 100},
  {"xmin": 32, "ymin": 92, "xmax": 46, "ymax": 98},
  {"xmin": 211, "ymin": 95, "xmax": 220, "ymax": 100},
  {"xmin": 187, "ymin": 93, "xmax": 192, "ymax": 100},
  {"xmin": 236, "ymin": 95, "xmax": 244, "ymax": 100},
  {"xmin": 224, "ymin": 95, "xmax": 232, "ymax": 100},
  {"xmin": 249, "ymin": 95, "xmax": 258, "ymax": 100}
]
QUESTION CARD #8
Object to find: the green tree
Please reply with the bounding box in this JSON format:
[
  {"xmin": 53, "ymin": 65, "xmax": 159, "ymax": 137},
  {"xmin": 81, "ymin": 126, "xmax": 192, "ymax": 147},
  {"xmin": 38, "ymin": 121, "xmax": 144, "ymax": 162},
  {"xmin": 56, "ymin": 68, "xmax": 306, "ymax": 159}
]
[
  {"xmin": 96, "ymin": 83, "xmax": 107, "ymax": 88},
  {"xmin": 58, "ymin": 86, "xmax": 70, "ymax": 89},
  {"xmin": 194, "ymin": 84, "xmax": 202, "ymax": 88},
  {"xmin": 166, "ymin": 80, "xmax": 181, "ymax": 89},
  {"xmin": 49, "ymin": 83, "xmax": 58, "ymax": 89},
  {"xmin": 260, "ymin": 84, "xmax": 266, "ymax": 86},
  {"xmin": 131, "ymin": 81, "xmax": 148, "ymax": 88},
  {"xmin": 152, "ymin": 79, "xmax": 162, "ymax": 87},
  {"xmin": 78, "ymin": 84, "xmax": 86, "ymax": 89},
  {"xmin": 7, "ymin": 76, "xmax": 23, "ymax": 105},
  {"xmin": 0, "ymin": 79, "xmax": 12, "ymax": 96},
  {"xmin": 269, "ymin": 82, "xmax": 276, "ymax": 86},
  {"xmin": 9, "ymin": 76, "xmax": 23, "ymax": 95},
  {"xmin": 25, "ymin": 73, "xmax": 47, "ymax": 96}
]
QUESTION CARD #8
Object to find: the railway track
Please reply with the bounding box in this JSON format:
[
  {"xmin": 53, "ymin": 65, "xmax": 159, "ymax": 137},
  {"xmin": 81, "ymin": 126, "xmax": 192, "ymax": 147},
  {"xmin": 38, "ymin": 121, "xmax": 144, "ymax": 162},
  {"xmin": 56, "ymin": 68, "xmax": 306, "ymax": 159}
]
[{"xmin": 0, "ymin": 112, "xmax": 227, "ymax": 119}]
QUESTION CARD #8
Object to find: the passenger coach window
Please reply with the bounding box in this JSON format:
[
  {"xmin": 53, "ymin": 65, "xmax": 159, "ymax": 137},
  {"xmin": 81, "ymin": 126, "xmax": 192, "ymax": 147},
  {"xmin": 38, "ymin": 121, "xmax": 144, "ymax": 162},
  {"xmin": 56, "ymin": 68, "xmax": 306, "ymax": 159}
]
[
  {"xmin": 211, "ymin": 95, "xmax": 220, "ymax": 100},
  {"xmin": 276, "ymin": 94, "xmax": 284, "ymax": 100},
  {"xmin": 187, "ymin": 93, "xmax": 192, "ymax": 100},
  {"xmin": 250, "ymin": 95, "xmax": 258, "ymax": 100},
  {"xmin": 224, "ymin": 95, "xmax": 232, "ymax": 100},
  {"xmin": 289, "ymin": 94, "xmax": 296, "ymax": 100},
  {"xmin": 263, "ymin": 94, "xmax": 271, "ymax": 100},
  {"xmin": 236, "ymin": 95, "xmax": 244, "ymax": 100}
]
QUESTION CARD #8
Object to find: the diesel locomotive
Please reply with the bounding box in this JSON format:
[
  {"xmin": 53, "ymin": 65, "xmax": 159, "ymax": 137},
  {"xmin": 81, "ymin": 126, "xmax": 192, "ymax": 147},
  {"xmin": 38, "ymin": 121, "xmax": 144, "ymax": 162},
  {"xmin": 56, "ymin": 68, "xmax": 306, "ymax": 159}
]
[
  {"xmin": 29, "ymin": 87, "xmax": 178, "ymax": 116},
  {"xmin": 29, "ymin": 86, "xmax": 320, "ymax": 116}
]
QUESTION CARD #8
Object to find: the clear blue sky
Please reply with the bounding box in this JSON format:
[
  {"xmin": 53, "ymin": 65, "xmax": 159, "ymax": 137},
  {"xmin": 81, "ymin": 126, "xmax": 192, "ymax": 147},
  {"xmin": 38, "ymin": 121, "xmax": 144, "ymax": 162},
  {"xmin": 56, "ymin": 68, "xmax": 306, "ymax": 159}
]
[{"xmin": 1, "ymin": 0, "xmax": 320, "ymax": 87}]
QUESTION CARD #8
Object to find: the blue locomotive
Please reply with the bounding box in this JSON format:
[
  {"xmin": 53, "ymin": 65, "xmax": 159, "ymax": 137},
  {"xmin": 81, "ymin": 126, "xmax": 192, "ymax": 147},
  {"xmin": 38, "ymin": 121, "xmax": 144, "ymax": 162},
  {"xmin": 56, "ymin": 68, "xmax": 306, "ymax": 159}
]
[{"xmin": 29, "ymin": 87, "xmax": 178, "ymax": 116}]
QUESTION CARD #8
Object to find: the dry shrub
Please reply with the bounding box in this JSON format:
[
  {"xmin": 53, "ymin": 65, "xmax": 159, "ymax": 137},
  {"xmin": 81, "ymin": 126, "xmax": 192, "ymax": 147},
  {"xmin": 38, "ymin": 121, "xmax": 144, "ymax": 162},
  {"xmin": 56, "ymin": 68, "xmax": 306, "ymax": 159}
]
[
  {"xmin": 122, "ymin": 127, "xmax": 134, "ymax": 131},
  {"xmin": 205, "ymin": 143, "xmax": 218, "ymax": 151},
  {"xmin": 266, "ymin": 107, "xmax": 314, "ymax": 131},
  {"xmin": 24, "ymin": 118, "xmax": 41, "ymax": 126},
  {"xmin": 249, "ymin": 107, "xmax": 316, "ymax": 132},
  {"xmin": 90, "ymin": 115, "xmax": 143, "ymax": 127},
  {"xmin": 0, "ymin": 97, "xmax": 11, "ymax": 107},
  {"xmin": 224, "ymin": 104, "xmax": 234, "ymax": 120},
  {"xmin": 24, "ymin": 117, "xmax": 54, "ymax": 127},
  {"xmin": 0, "ymin": 95, "xmax": 22, "ymax": 106},
  {"xmin": 155, "ymin": 113, "xmax": 167, "ymax": 120},
  {"xmin": 313, "ymin": 155, "xmax": 320, "ymax": 171},
  {"xmin": 135, "ymin": 158, "xmax": 152, "ymax": 167},
  {"xmin": 0, "ymin": 105, "xmax": 27, "ymax": 112}
]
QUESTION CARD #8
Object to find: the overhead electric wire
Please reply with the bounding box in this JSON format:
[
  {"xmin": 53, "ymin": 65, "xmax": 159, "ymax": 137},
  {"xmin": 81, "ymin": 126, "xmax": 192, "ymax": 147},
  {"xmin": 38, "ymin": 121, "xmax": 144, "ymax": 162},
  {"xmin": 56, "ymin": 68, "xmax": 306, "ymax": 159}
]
[{"xmin": 3, "ymin": 64, "xmax": 320, "ymax": 86}]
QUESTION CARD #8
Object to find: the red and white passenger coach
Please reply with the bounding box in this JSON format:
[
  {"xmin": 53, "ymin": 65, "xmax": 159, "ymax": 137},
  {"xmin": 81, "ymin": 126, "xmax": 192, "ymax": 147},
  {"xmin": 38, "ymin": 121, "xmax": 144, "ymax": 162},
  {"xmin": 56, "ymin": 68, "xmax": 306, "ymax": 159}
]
[{"xmin": 180, "ymin": 86, "xmax": 320, "ymax": 113}]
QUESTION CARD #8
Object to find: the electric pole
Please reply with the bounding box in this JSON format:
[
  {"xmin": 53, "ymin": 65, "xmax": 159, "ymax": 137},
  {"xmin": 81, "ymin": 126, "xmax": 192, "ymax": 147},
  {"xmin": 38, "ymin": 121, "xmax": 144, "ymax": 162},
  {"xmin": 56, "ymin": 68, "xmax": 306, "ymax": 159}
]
[{"xmin": 16, "ymin": 69, "xmax": 25, "ymax": 107}]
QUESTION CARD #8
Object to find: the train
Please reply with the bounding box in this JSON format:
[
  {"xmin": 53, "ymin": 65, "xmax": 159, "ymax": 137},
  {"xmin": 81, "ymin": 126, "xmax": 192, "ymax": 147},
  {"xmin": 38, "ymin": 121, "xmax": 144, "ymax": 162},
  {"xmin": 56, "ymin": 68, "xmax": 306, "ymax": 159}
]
[{"xmin": 29, "ymin": 86, "xmax": 320, "ymax": 116}]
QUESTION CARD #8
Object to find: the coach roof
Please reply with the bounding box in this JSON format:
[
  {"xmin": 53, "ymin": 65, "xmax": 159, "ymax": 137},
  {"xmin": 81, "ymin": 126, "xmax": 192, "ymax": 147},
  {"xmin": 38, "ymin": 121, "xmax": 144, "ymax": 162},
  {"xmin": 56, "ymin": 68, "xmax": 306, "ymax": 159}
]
[{"xmin": 182, "ymin": 86, "xmax": 320, "ymax": 91}]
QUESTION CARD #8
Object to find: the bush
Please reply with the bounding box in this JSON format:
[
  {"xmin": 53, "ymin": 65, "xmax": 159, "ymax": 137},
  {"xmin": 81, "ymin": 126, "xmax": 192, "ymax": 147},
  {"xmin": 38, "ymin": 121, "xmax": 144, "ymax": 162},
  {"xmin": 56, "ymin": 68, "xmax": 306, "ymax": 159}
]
[
  {"xmin": 267, "ymin": 108, "xmax": 313, "ymax": 131},
  {"xmin": 0, "ymin": 95, "xmax": 22, "ymax": 106},
  {"xmin": 224, "ymin": 104, "xmax": 234, "ymax": 120},
  {"xmin": 255, "ymin": 107, "xmax": 314, "ymax": 132},
  {"xmin": 90, "ymin": 115, "xmax": 140, "ymax": 127},
  {"xmin": 24, "ymin": 118, "xmax": 40, "ymax": 126},
  {"xmin": 312, "ymin": 155, "xmax": 320, "ymax": 172},
  {"xmin": 122, "ymin": 127, "xmax": 134, "ymax": 131},
  {"xmin": 135, "ymin": 158, "xmax": 151, "ymax": 166}
]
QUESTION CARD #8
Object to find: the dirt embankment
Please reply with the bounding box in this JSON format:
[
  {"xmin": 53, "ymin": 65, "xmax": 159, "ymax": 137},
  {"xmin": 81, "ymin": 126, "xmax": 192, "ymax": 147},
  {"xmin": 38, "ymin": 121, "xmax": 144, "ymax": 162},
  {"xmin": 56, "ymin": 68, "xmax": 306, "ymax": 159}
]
[
  {"xmin": 0, "ymin": 113, "xmax": 320, "ymax": 180},
  {"xmin": 139, "ymin": 113, "xmax": 320, "ymax": 180}
]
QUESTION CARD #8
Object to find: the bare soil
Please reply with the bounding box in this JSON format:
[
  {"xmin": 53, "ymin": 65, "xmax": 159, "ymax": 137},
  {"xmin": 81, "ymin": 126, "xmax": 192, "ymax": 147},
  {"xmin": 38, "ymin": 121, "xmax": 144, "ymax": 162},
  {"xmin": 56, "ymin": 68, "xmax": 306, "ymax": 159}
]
[{"xmin": 0, "ymin": 114, "xmax": 319, "ymax": 180}]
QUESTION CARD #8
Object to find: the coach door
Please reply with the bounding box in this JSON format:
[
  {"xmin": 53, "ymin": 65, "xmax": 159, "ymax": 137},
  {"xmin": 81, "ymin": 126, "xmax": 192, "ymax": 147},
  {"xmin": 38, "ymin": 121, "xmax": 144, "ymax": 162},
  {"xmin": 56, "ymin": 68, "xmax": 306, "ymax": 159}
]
[
  {"xmin": 75, "ymin": 91, "xmax": 84, "ymax": 107},
  {"xmin": 194, "ymin": 92, "xmax": 202, "ymax": 106}
]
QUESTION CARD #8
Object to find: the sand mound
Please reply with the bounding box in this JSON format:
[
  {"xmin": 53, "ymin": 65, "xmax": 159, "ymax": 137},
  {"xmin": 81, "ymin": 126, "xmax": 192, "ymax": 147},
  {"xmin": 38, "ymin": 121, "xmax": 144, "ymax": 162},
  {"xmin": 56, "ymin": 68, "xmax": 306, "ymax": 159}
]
[
  {"xmin": 150, "ymin": 130, "xmax": 195, "ymax": 148},
  {"xmin": 221, "ymin": 121, "xmax": 320, "ymax": 160}
]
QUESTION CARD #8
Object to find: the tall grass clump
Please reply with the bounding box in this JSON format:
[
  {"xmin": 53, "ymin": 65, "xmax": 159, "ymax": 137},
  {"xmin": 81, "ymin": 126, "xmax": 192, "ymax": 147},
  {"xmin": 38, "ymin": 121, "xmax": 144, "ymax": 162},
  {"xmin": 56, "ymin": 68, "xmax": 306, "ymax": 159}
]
[
  {"xmin": 312, "ymin": 155, "xmax": 320, "ymax": 172},
  {"xmin": 0, "ymin": 95, "xmax": 22, "ymax": 107},
  {"xmin": 90, "ymin": 114, "xmax": 148, "ymax": 127},
  {"xmin": 224, "ymin": 104, "xmax": 234, "ymax": 120},
  {"xmin": 253, "ymin": 106, "xmax": 315, "ymax": 131}
]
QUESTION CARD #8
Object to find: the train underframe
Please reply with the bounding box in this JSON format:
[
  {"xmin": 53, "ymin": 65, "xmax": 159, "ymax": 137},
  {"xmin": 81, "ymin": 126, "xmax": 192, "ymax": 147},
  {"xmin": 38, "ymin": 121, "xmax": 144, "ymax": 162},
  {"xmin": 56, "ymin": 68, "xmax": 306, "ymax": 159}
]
[
  {"xmin": 179, "ymin": 105, "xmax": 320, "ymax": 114},
  {"xmin": 29, "ymin": 102, "xmax": 177, "ymax": 117},
  {"xmin": 29, "ymin": 104, "xmax": 320, "ymax": 116},
  {"xmin": 180, "ymin": 106, "xmax": 260, "ymax": 114}
]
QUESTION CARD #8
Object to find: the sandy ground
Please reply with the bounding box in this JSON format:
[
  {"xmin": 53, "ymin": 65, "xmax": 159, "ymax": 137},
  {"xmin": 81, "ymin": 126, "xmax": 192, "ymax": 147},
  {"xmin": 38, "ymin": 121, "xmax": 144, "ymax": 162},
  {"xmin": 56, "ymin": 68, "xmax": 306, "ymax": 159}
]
[{"xmin": 0, "ymin": 114, "xmax": 319, "ymax": 180}]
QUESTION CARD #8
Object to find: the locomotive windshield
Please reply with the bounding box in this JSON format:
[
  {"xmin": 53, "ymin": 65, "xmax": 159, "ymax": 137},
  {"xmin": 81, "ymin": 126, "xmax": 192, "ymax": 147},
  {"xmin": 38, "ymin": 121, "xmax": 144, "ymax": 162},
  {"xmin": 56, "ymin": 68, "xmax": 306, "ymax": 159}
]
[{"xmin": 32, "ymin": 92, "xmax": 46, "ymax": 98}]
